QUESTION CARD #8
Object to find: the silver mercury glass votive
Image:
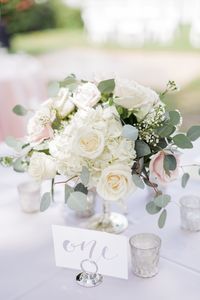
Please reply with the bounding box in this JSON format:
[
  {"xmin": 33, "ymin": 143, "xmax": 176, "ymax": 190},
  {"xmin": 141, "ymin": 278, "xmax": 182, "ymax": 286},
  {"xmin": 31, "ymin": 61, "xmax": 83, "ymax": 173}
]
[
  {"xmin": 180, "ymin": 195, "xmax": 200, "ymax": 231},
  {"xmin": 129, "ymin": 233, "xmax": 161, "ymax": 278},
  {"xmin": 17, "ymin": 181, "xmax": 41, "ymax": 213}
]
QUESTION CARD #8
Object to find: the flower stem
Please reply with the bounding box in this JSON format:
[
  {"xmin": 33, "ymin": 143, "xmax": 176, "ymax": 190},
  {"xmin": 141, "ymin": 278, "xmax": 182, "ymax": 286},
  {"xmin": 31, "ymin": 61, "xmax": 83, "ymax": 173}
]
[{"xmin": 51, "ymin": 178, "xmax": 55, "ymax": 202}]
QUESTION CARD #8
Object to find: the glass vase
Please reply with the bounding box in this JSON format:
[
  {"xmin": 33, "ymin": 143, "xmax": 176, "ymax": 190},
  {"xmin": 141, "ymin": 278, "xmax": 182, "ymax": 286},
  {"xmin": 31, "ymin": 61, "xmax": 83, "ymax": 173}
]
[
  {"xmin": 75, "ymin": 191, "xmax": 96, "ymax": 218},
  {"xmin": 87, "ymin": 200, "xmax": 128, "ymax": 234}
]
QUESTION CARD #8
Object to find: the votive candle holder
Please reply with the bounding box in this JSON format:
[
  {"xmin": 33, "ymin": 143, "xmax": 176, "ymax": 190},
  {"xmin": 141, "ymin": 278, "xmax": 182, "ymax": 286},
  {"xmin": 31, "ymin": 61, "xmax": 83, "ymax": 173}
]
[{"xmin": 129, "ymin": 233, "xmax": 161, "ymax": 278}]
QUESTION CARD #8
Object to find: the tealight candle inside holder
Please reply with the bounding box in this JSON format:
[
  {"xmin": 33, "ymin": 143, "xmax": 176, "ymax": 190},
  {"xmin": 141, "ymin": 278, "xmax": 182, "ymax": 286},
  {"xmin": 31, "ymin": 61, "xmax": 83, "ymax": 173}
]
[
  {"xmin": 17, "ymin": 181, "xmax": 41, "ymax": 213},
  {"xmin": 129, "ymin": 233, "xmax": 161, "ymax": 278},
  {"xmin": 180, "ymin": 195, "xmax": 200, "ymax": 231}
]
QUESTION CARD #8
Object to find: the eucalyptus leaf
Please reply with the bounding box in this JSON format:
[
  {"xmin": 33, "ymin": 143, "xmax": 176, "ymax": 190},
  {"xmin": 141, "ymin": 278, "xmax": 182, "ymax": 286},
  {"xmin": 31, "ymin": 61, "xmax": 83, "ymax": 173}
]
[
  {"xmin": 13, "ymin": 158, "xmax": 26, "ymax": 172},
  {"xmin": 122, "ymin": 125, "xmax": 138, "ymax": 141},
  {"xmin": 146, "ymin": 201, "xmax": 161, "ymax": 215},
  {"xmin": 135, "ymin": 140, "xmax": 151, "ymax": 157},
  {"xmin": 67, "ymin": 191, "xmax": 88, "ymax": 212},
  {"xmin": 164, "ymin": 154, "xmax": 177, "ymax": 175},
  {"xmin": 153, "ymin": 194, "xmax": 171, "ymax": 208},
  {"xmin": 181, "ymin": 173, "xmax": 190, "ymax": 188},
  {"xmin": 169, "ymin": 111, "xmax": 180, "ymax": 126},
  {"xmin": 40, "ymin": 192, "xmax": 51, "ymax": 212},
  {"xmin": 132, "ymin": 174, "xmax": 145, "ymax": 189},
  {"xmin": 12, "ymin": 104, "xmax": 28, "ymax": 116},
  {"xmin": 98, "ymin": 79, "xmax": 115, "ymax": 94},
  {"xmin": 156, "ymin": 123, "xmax": 176, "ymax": 137},
  {"xmin": 173, "ymin": 134, "xmax": 193, "ymax": 149},
  {"xmin": 80, "ymin": 166, "xmax": 90, "ymax": 186},
  {"xmin": 158, "ymin": 209, "xmax": 167, "ymax": 228},
  {"xmin": 5, "ymin": 136, "xmax": 23, "ymax": 152},
  {"xmin": 64, "ymin": 184, "xmax": 74, "ymax": 203},
  {"xmin": 187, "ymin": 126, "xmax": 200, "ymax": 141},
  {"xmin": 74, "ymin": 183, "xmax": 88, "ymax": 195},
  {"xmin": 59, "ymin": 74, "xmax": 78, "ymax": 91}
]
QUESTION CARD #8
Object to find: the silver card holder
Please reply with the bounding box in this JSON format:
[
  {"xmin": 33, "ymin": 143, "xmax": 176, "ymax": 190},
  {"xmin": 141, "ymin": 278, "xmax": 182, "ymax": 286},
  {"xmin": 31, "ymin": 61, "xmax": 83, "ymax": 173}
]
[{"xmin": 76, "ymin": 259, "xmax": 103, "ymax": 287}]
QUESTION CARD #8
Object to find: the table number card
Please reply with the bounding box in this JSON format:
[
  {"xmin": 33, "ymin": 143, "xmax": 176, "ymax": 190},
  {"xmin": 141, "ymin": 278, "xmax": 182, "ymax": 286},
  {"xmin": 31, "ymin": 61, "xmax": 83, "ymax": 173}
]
[{"xmin": 52, "ymin": 225, "xmax": 128, "ymax": 279}]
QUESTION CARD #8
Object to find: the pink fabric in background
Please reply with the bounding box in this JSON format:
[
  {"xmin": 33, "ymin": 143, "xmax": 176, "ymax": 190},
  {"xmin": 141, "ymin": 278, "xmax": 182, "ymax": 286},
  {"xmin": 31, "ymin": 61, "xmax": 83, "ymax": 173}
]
[{"xmin": 0, "ymin": 52, "xmax": 47, "ymax": 141}]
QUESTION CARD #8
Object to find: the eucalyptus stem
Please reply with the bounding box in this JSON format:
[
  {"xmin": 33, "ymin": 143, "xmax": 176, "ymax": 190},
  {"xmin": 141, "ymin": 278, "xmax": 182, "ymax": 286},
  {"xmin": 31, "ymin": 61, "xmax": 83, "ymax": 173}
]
[
  {"xmin": 51, "ymin": 178, "xmax": 55, "ymax": 202},
  {"xmin": 54, "ymin": 175, "xmax": 78, "ymax": 185}
]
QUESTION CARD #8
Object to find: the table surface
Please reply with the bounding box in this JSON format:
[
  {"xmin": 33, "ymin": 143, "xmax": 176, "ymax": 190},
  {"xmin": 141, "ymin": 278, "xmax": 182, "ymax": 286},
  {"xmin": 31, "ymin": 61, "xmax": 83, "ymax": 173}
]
[{"xmin": 0, "ymin": 142, "xmax": 200, "ymax": 300}]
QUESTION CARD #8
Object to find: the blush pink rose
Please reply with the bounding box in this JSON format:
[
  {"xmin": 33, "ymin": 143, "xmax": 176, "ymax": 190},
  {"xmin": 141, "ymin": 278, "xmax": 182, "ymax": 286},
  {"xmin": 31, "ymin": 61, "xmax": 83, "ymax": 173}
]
[
  {"xmin": 31, "ymin": 123, "xmax": 54, "ymax": 143},
  {"xmin": 149, "ymin": 151, "xmax": 180, "ymax": 186}
]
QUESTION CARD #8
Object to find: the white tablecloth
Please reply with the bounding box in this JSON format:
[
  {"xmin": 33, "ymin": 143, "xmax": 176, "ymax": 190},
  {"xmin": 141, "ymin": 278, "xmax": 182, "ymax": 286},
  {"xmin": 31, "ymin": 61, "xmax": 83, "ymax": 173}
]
[{"xmin": 0, "ymin": 142, "xmax": 200, "ymax": 300}]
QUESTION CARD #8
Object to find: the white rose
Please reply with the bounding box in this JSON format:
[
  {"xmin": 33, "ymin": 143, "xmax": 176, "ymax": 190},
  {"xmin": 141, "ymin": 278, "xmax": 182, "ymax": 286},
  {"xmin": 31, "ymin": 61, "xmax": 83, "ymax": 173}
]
[
  {"xmin": 97, "ymin": 164, "xmax": 136, "ymax": 201},
  {"xmin": 114, "ymin": 78, "xmax": 160, "ymax": 120},
  {"xmin": 74, "ymin": 127, "xmax": 105, "ymax": 159},
  {"xmin": 72, "ymin": 82, "xmax": 101, "ymax": 109},
  {"xmin": 28, "ymin": 152, "xmax": 57, "ymax": 181},
  {"xmin": 54, "ymin": 88, "xmax": 75, "ymax": 118}
]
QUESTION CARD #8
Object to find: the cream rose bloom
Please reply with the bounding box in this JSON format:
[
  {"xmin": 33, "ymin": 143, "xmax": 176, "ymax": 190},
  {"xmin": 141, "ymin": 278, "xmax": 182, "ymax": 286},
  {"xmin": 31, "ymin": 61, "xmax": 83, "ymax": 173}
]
[
  {"xmin": 54, "ymin": 88, "xmax": 75, "ymax": 117},
  {"xmin": 149, "ymin": 151, "xmax": 180, "ymax": 186},
  {"xmin": 72, "ymin": 82, "xmax": 101, "ymax": 109},
  {"xmin": 74, "ymin": 127, "xmax": 105, "ymax": 159},
  {"xmin": 97, "ymin": 164, "xmax": 136, "ymax": 201},
  {"xmin": 114, "ymin": 78, "xmax": 160, "ymax": 121},
  {"xmin": 28, "ymin": 152, "xmax": 57, "ymax": 181}
]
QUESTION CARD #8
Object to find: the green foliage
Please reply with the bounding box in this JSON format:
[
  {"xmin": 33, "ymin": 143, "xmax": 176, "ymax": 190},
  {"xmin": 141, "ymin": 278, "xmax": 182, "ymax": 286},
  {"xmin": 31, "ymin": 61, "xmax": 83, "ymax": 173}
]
[
  {"xmin": 132, "ymin": 174, "xmax": 145, "ymax": 189},
  {"xmin": 0, "ymin": 156, "xmax": 14, "ymax": 167},
  {"xmin": 146, "ymin": 201, "xmax": 161, "ymax": 214},
  {"xmin": 74, "ymin": 183, "xmax": 88, "ymax": 195},
  {"xmin": 40, "ymin": 192, "xmax": 51, "ymax": 212},
  {"xmin": 59, "ymin": 74, "xmax": 79, "ymax": 91},
  {"xmin": 80, "ymin": 166, "xmax": 90, "ymax": 186},
  {"xmin": 173, "ymin": 134, "xmax": 193, "ymax": 149},
  {"xmin": 12, "ymin": 105, "xmax": 28, "ymax": 116},
  {"xmin": 187, "ymin": 126, "xmax": 200, "ymax": 141},
  {"xmin": 64, "ymin": 184, "xmax": 73, "ymax": 203},
  {"xmin": 2, "ymin": 0, "xmax": 83, "ymax": 36},
  {"xmin": 122, "ymin": 125, "xmax": 138, "ymax": 141},
  {"xmin": 168, "ymin": 111, "xmax": 181, "ymax": 126},
  {"xmin": 153, "ymin": 194, "xmax": 171, "ymax": 208},
  {"xmin": 158, "ymin": 209, "xmax": 167, "ymax": 228},
  {"xmin": 67, "ymin": 191, "xmax": 88, "ymax": 212},
  {"xmin": 98, "ymin": 79, "xmax": 115, "ymax": 94},
  {"xmin": 13, "ymin": 157, "xmax": 26, "ymax": 172},
  {"xmin": 164, "ymin": 154, "xmax": 177, "ymax": 176},
  {"xmin": 5, "ymin": 136, "xmax": 23, "ymax": 152},
  {"xmin": 181, "ymin": 173, "xmax": 190, "ymax": 188},
  {"xmin": 135, "ymin": 140, "xmax": 151, "ymax": 157},
  {"xmin": 156, "ymin": 123, "xmax": 176, "ymax": 138}
]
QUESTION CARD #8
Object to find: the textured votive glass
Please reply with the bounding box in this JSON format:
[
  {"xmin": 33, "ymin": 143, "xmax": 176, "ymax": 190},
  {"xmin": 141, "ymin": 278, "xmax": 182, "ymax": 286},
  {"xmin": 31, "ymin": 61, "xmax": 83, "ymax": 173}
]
[
  {"xmin": 180, "ymin": 195, "xmax": 200, "ymax": 231},
  {"xmin": 129, "ymin": 233, "xmax": 161, "ymax": 278},
  {"xmin": 17, "ymin": 181, "xmax": 41, "ymax": 213}
]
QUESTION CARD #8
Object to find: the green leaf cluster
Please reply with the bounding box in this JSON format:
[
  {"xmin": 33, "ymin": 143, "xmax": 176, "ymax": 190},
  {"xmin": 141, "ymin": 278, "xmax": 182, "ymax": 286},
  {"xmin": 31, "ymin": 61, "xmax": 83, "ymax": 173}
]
[
  {"xmin": 97, "ymin": 79, "xmax": 115, "ymax": 94},
  {"xmin": 59, "ymin": 74, "xmax": 79, "ymax": 92},
  {"xmin": 146, "ymin": 194, "xmax": 171, "ymax": 228},
  {"xmin": 12, "ymin": 105, "xmax": 28, "ymax": 116}
]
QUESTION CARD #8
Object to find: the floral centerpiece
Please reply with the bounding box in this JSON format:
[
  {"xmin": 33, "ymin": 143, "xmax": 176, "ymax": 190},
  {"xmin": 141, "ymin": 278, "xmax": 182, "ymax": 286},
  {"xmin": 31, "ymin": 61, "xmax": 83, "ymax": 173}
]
[{"xmin": 1, "ymin": 75, "xmax": 200, "ymax": 233}]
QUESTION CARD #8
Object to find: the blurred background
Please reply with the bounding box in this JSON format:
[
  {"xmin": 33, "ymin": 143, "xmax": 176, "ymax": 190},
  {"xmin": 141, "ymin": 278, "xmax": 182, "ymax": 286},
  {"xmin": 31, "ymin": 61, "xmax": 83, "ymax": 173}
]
[{"xmin": 0, "ymin": 0, "xmax": 200, "ymax": 141}]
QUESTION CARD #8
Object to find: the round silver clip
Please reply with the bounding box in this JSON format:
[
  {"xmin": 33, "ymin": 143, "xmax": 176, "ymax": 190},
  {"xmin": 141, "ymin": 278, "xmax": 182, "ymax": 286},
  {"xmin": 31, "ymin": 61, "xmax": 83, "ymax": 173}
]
[{"xmin": 76, "ymin": 259, "xmax": 103, "ymax": 288}]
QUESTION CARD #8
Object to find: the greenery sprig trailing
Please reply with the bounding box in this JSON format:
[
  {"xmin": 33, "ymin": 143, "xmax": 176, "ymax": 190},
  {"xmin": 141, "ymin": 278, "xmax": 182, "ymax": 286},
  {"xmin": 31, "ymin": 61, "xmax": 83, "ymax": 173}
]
[{"xmin": 1, "ymin": 75, "xmax": 200, "ymax": 228}]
